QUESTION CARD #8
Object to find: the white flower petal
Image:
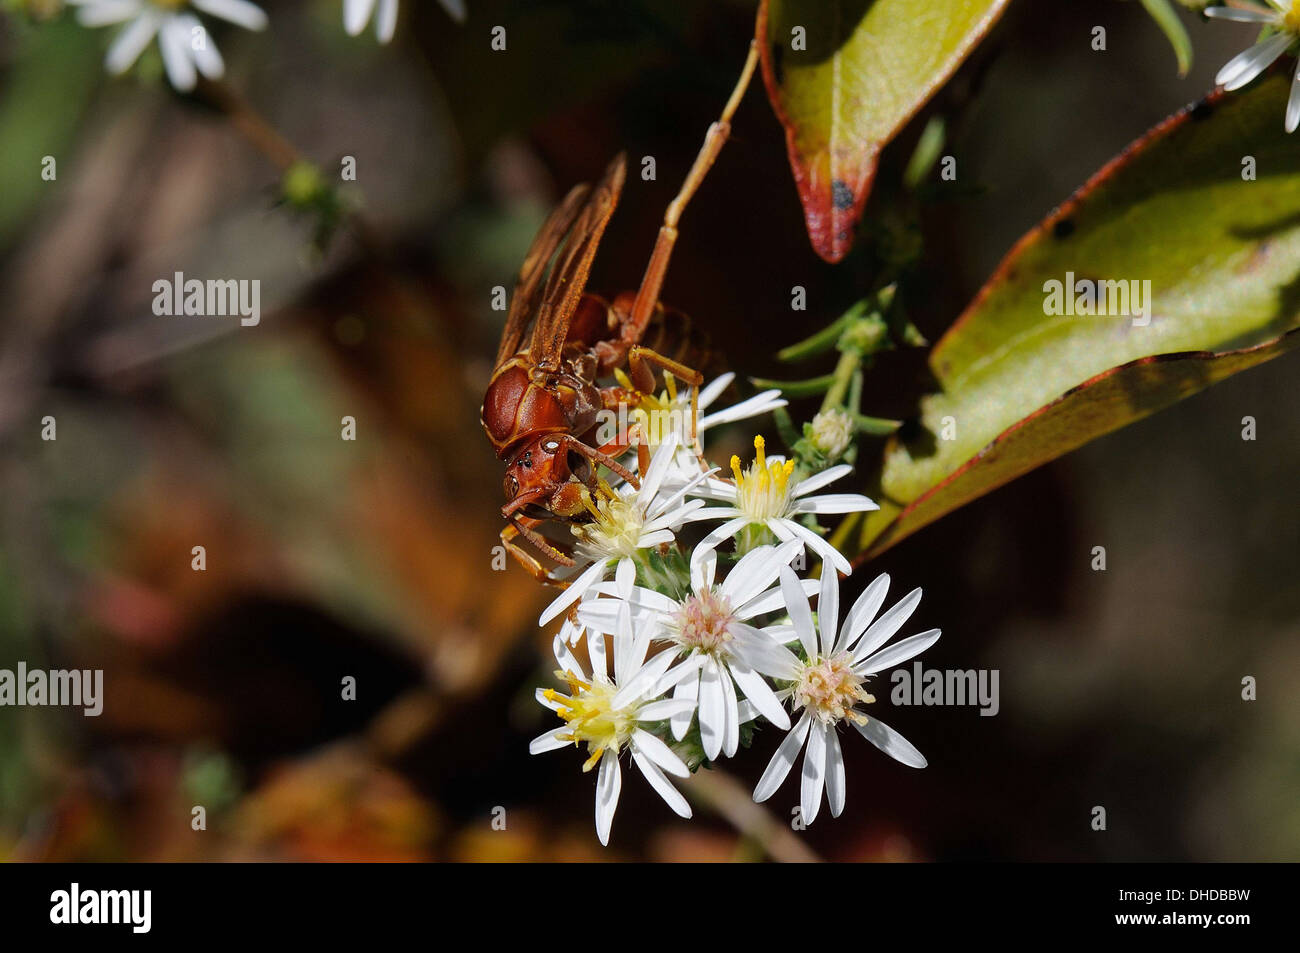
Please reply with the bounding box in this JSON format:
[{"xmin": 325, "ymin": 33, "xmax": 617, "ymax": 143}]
[
  {"xmin": 697, "ymin": 372, "xmax": 734, "ymax": 410},
  {"xmin": 631, "ymin": 728, "xmax": 690, "ymax": 778},
  {"xmin": 856, "ymin": 628, "xmax": 941, "ymax": 676},
  {"xmin": 825, "ymin": 725, "xmax": 846, "ymax": 817},
  {"xmin": 595, "ymin": 750, "xmax": 622, "ymax": 845},
  {"xmin": 818, "ymin": 565, "xmax": 839, "ymax": 656},
  {"xmin": 698, "ymin": 657, "xmax": 726, "ymax": 761},
  {"xmin": 724, "ymin": 539, "xmax": 801, "ymax": 608},
  {"xmin": 730, "ymin": 625, "xmax": 801, "ymax": 679},
  {"xmin": 528, "ymin": 727, "xmax": 569, "ymax": 754},
  {"xmin": 1203, "ymin": 7, "xmax": 1276, "ymax": 23},
  {"xmin": 631, "ymin": 749, "xmax": 691, "ymax": 817},
  {"xmin": 538, "ymin": 559, "xmax": 607, "ymax": 626},
  {"xmin": 699, "ymin": 390, "xmax": 786, "ymax": 429},
  {"xmin": 791, "ymin": 464, "xmax": 852, "ymax": 498},
  {"xmin": 688, "ymin": 516, "xmax": 751, "ymax": 569},
  {"xmin": 792, "ymin": 493, "xmax": 879, "ymax": 515},
  {"xmin": 720, "ymin": 663, "xmax": 740, "ymax": 757},
  {"xmin": 104, "ymin": 11, "xmax": 159, "ymax": 75},
  {"xmin": 438, "ymin": 0, "xmax": 467, "ymax": 23},
  {"xmin": 638, "ymin": 697, "xmax": 695, "ymax": 723},
  {"xmin": 534, "ymin": 687, "xmax": 562, "ymax": 711},
  {"xmin": 842, "ymin": 572, "xmax": 890, "ymax": 654},
  {"xmin": 1217, "ymin": 32, "xmax": 1291, "ymax": 92},
  {"xmin": 779, "ymin": 565, "xmax": 818, "ymax": 659},
  {"xmin": 855, "ymin": 715, "xmax": 927, "ymax": 768},
  {"xmin": 179, "ymin": 14, "xmax": 224, "ymax": 80},
  {"xmin": 158, "ymin": 17, "xmax": 197, "ymax": 91},
  {"xmin": 192, "ymin": 0, "xmax": 267, "ymax": 31},
  {"xmin": 1288, "ymin": 57, "xmax": 1300, "ymax": 133},
  {"xmin": 552, "ymin": 634, "xmax": 584, "ymax": 680},
  {"xmin": 753, "ymin": 712, "xmax": 811, "ymax": 803},
  {"xmin": 852, "ymin": 588, "xmax": 923, "ymax": 664},
  {"xmin": 801, "ymin": 718, "xmax": 827, "ymax": 825},
  {"xmin": 79, "ymin": 0, "xmax": 142, "ymax": 28},
  {"xmin": 776, "ymin": 519, "xmax": 853, "ymax": 576},
  {"xmin": 670, "ymin": 669, "xmax": 699, "ymax": 740},
  {"xmin": 735, "ymin": 578, "xmax": 818, "ymax": 619},
  {"xmin": 612, "ymin": 647, "xmax": 675, "ymax": 709},
  {"xmin": 344, "ymin": 0, "xmax": 377, "ymax": 35},
  {"xmin": 728, "ymin": 660, "xmax": 790, "ymax": 729},
  {"xmin": 375, "ymin": 0, "xmax": 398, "ymax": 42},
  {"xmin": 585, "ymin": 628, "xmax": 608, "ymax": 677}
]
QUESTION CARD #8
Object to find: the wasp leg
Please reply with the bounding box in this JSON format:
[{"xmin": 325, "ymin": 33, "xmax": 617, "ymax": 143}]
[
  {"xmin": 627, "ymin": 345, "xmax": 706, "ymax": 463},
  {"xmin": 626, "ymin": 40, "xmax": 759, "ymax": 340},
  {"xmin": 503, "ymin": 516, "xmax": 576, "ymax": 587},
  {"xmin": 501, "ymin": 522, "xmax": 565, "ymax": 585},
  {"xmin": 558, "ymin": 434, "xmax": 640, "ymax": 489}
]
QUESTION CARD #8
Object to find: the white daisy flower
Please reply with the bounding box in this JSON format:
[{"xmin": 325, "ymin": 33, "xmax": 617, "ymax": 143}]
[
  {"xmin": 530, "ymin": 612, "xmax": 702, "ymax": 845},
  {"xmin": 537, "ymin": 432, "xmax": 714, "ymax": 626},
  {"xmin": 753, "ymin": 564, "xmax": 941, "ymax": 825},
  {"xmin": 578, "ymin": 540, "xmax": 817, "ymax": 762},
  {"xmin": 685, "ymin": 435, "xmax": 878, "ymax": 575},
  {"xmin": 1207, "ymin": 1, "xmax": 1300, "ymax": 131},
  {"xmin": 343, "ymin": 0, "xmax": 465, "ymax": 44},
  {"xmin": 68, "ymin": 0, "xmax": 267, "ymax": 93},
  {"xmin": 621, "ymin": 371, "xmax": 787, "ymax": 487}
]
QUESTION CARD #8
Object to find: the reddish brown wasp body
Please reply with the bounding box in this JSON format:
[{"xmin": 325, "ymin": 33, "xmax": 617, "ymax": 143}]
[{"xmin": 481, "ymin": 43, "xmax": 758, "ymax": 582}]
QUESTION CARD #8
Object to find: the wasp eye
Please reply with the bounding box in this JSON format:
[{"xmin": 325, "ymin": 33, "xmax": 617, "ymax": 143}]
[
  {"xmin": 522, "ymin": 451, "xmax": 533, "ymax": 468},
  {"xmin": 505, "ymin": 475, "xmax": 519, "ymax": 499},
  {"xmin": 542, "ymin": 439, "xmax": 560, "ymax": 453}
]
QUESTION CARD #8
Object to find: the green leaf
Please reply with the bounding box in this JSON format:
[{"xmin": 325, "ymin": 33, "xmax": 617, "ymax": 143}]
[
  {"xmin": 1138, "ymin": 0, "xmax": 1193, "ymax": 78},
  {"xmin": 855, "ymin": 76, "xmax": 1300, "ymax": 557},
  {"xmin": 756, "ymin": 0, "xmax": 1011, "ymax": 263}
]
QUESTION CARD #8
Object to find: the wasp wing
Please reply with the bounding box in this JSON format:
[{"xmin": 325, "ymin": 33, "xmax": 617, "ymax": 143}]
[
  {"xmin": 494, "ymin": 182, "xmax": 592, "ymax": 369},
  {"xmin": 527, "ymin": 153, "xmax": 627, "ymax": 369}
]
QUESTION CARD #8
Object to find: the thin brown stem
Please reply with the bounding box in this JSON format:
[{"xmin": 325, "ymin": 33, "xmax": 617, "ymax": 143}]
[
  {"xmin": 197, "ymin": 78, "xmax": 300, "ymax": 172},
  {"xmin": 684, "ymin": 769, "xmax": 822, "ymax": 863}
]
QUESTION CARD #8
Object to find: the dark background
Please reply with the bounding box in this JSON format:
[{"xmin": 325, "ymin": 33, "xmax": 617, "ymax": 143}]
[{"xmin": 0, "ymin": 0, "xmax": 1294, "ymax": 860}]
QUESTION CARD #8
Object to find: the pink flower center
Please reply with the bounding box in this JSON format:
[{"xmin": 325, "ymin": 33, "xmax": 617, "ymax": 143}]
[
  {"xmin": 671, "ymin": 589, "xmax": 736, "ymax": 653},
  {"xmin": 795, "ymin": 653, "xmax": 873, "ymax": 725}
]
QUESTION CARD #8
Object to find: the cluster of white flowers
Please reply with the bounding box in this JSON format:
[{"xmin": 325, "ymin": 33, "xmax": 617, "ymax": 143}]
[
  {"xmin": 65, "ymin": 0, "xmax": 466, "ymax": 92},
  {"xmin": 528, "ymin": 380, "xmax": 941, "ymax": 844}
]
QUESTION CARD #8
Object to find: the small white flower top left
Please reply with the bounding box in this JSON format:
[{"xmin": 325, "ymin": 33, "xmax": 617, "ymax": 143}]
[
  {"xmin": 530, "ymin": 616, "xmax": 703, "ymax": 845},
  {"xmin": 68, "ymin": 0, "xmax": 268, "ymax": 92}
]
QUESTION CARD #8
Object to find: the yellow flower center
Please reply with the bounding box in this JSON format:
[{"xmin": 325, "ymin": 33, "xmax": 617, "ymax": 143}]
[
  {"xmin": 670, "ymin": 589, "xmax": 736, "ymax": 653},
  {"xmin": 730, "ymin": 435, "xmax": 796, "ymax": 521},
  {"xmin": 151, "ymin": 0, "xmax": 189, "ymax": 10},
  {"xmin": 545, "ymin": 672, "xmax": 637, "ymax": 771},
  {"xmin": 1287, "ymin": 2, "xmax": 1300, "ymax": 34},
  {"xmin": 615, "ymin": 369, "xmax": 687, "ymax": 448},
  {"xmin": 794, "ymin": 653, "xmax": 874, "ymax": 726},
  {"xmin": 572, "ymin": 485, "xmax": 644, "ymax": 559}
]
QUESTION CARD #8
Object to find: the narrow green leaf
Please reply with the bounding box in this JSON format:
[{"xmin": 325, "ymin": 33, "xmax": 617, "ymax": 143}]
[{"xmin": 1138, "ymin": 0, "xmax": 1193, "ymax": 78}]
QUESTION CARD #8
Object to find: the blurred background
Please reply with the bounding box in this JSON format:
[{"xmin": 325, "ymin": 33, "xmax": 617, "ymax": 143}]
[{"xmin": 0, "ymin": 0, "xmax": 1295, "ymax": 861}]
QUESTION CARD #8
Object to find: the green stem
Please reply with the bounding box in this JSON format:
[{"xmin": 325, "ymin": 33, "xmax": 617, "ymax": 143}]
[
  {"xmin": 749, "ymin": 373, "xmax": 836, "ymax": 397},
  {"xmin": 776, "ymin": 299, "xmax": 869, "ymax": 362},
  {"xmin": 819, "ymin": 351, "xmax": 860, "ymax": 414}
]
